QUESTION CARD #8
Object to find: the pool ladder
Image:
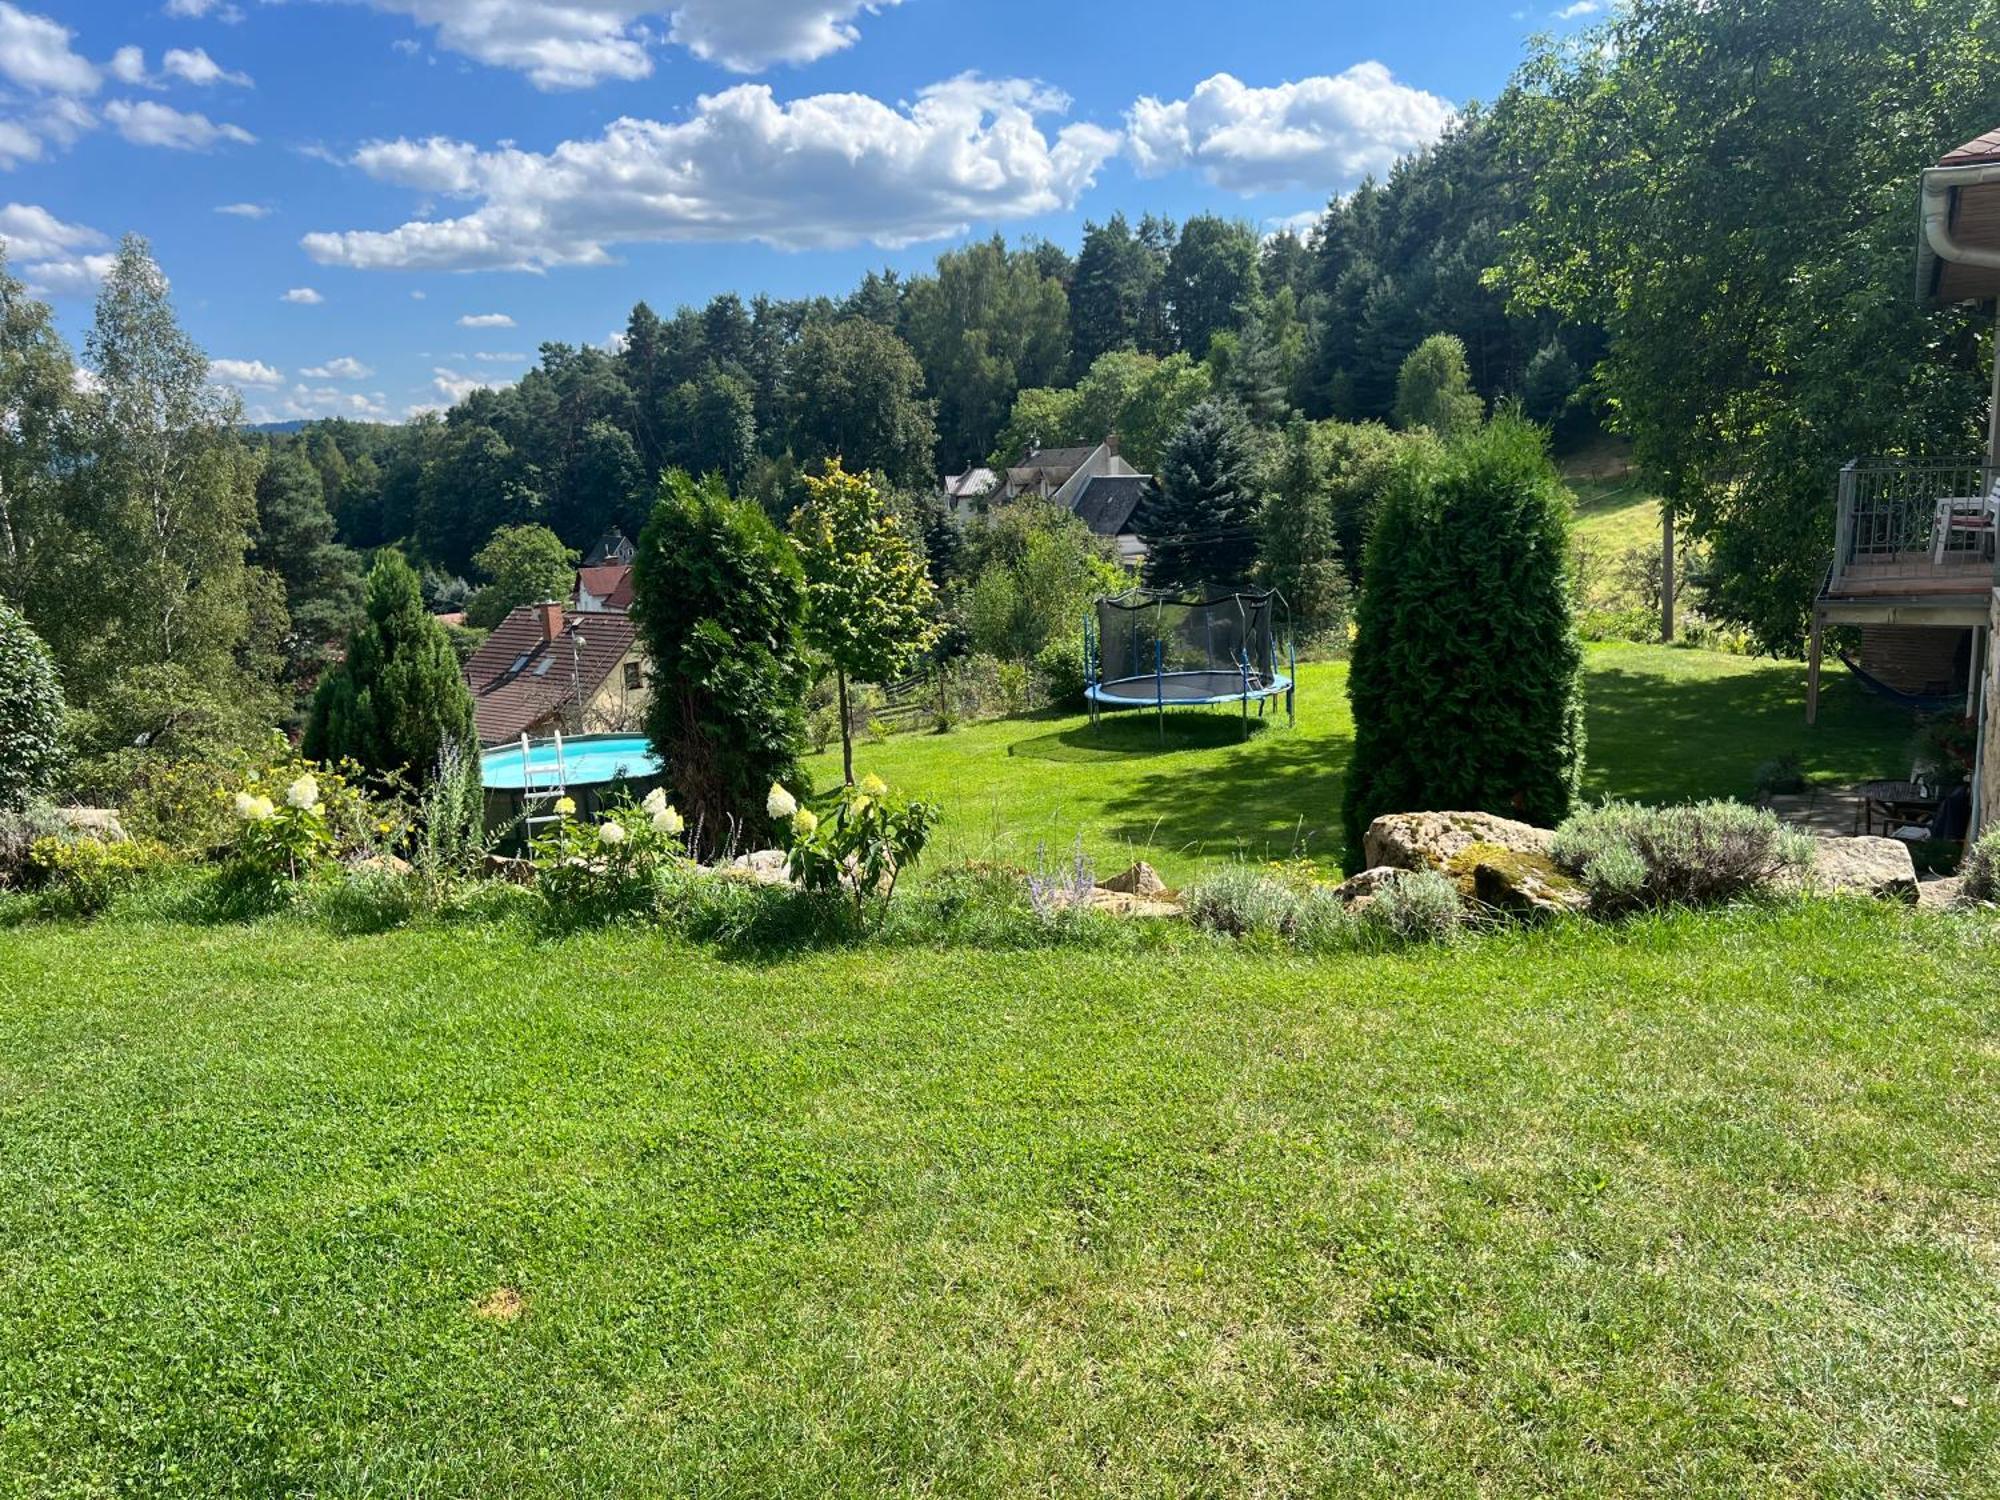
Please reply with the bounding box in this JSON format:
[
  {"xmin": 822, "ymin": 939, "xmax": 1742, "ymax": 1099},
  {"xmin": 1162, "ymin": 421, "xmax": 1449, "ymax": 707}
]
[{"xmin": 519, "ymin": 731, "xmax": 571, "ymax": 833}]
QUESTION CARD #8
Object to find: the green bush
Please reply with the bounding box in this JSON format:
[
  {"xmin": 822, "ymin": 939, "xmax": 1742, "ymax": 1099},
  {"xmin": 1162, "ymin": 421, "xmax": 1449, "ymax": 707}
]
[
  {"xmin": 1032, "ymin": 634, "xmax": 1088, "ymax": 708},
  {"xmin": 305, "ymin": 553, "xmax": 479, "ymax": 790},
  {"xmin": 1550, "ymin": 800, "xmax": 1815, "ymax": 910},
  {"xmin": 0, "ymin": 798, "xmax": 66, "ymax": 889},
  {"xmin": 773, "ymin": 775, "xmax": 938, "ymax": 920},
  {"xmin": 1356, "ymin": 868, "xmax": 1463, "ymax": 946},
  {"xmin": 1960, "ymin": 826, "xmax": 2000, "ymax": 903},
  {"xmin": 0, "ymin": 602, "xmax": 63, "ymax": 814},
  {"xmin": 631, "ymin": 470, "xmax": 809, "ymax": 855},
  {"xmin": 27, "ymin": 835, "xmax": 168, "ymax": 918},
  {"xmin": 1342, "ymin": 417, "xmax": 1585, "ymax": 866}
]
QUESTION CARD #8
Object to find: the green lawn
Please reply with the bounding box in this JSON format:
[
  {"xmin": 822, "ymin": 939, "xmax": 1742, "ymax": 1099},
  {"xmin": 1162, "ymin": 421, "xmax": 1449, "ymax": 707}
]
[
  {"xmin": 808, "ymin": 644, "xmax": 1918, "ymax": 878},
  {"xmin": 3, "ymin": 904, "xmax": 1998, "ymax": 1495},
  {"xmin": 1570, "ymin": 472, "xmax": 1665, "ymax": 559}
]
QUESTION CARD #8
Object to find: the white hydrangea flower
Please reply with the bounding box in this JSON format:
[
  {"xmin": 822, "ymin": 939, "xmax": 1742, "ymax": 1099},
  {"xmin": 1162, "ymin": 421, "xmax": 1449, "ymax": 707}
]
[
  {"xmin": 642, "ymin": 787, "xmax": 668, "ymax": 816},
  {"xmin": 766, "ymin": 784, "xmax": 797, "ymax": 820},
  {"xmin": 792, "ymin": 807, "xmax": 819, "ymax": 838},
  {"xmin": 598, "ymin": 822, "xmax": 627, "ymax": 846},
  {"xmin": 554, "ymin": 796, "xmax": 576, "ymax": 817},
  {"xmin": 233, "ymin": 791, "xmax": 259, "ymax": 820},
  {"xmin": 651, "ymin": 805, "xmax": 684, "ymax": 837},
  {"xmin": 285, "ymin": 774, "xmax": 320, "ymax": 811},
  {"xmin": 859, "ymin": 773, "xmax": 888, "ymax": 797},
  {"xmin": 246, "ymin": 795, "xmax": 276, "ymax": 822}
]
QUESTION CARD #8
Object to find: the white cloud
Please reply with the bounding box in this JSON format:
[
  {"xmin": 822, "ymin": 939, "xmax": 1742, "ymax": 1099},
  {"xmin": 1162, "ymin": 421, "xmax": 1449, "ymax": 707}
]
[
  {"xmin": 215, "ymin": 201, "xmax": 270, "ymax": 218},
  {"xmin": 21, "ymin": 251, "xmax": 115, "ymax": 297},
  {"xmin": 457, "ymin": 312, "xmax": 514, "ymax": 327},
  {"xmin": 409, "ymin": 289, "xmax": 426, "ymax": 299},
  {"xmin": 0, "ymin": 201, "xmax": 103, "ymax": 262},
  {"xmin": 210, "ymin": 357, "xmax": 283, "ymax": 386},
  {"xmin": 108, "ymin": 47, "xmax": 152, "ymax": 87},
  {"xmin": 471, "ymin": 350, "xmax": 526, "ymax": 362},
  {"xmin": 0, "ymin": 6, "xmax": 101, "ymax": 168},
  {"xmin": 300, "ymin": 356, "xmax": 374, "ymax": 379},
  {"xmin": 1553, "ymin": 0, "xmax": 1602, "ymax": 16},
  {"xmin": 281, "ymin": 286, "xmax": 324, "ymax": 304},
  {"xmin": 165, "ymin": 0, "xmax": 246, "ymax": 19},
  {"xmin": 353, "ymin": 0, "xmax": 903, "ymax": 89},
  {"xmin": 245, "ymin": 384, "xmax": 392, "ymax": 425},
  {"xmin": 104, "ymin": 99, "xmax": 255, "ymax": 151},
  {"xmin": 304, "ymin": 75, "xmax": 1120, "ymax": 271},
  {"xmin": 430, "ymin": 366, "xmax": 495, "ymax": 404},
  {"xmin": 0, "ymin": 4, "xmax": 100, "ymax": 96},
  {"xmin": 1262, "ymin": 208, "xmax": 1322, "ymax": 242},
  {"xmin": 163, "ymin": 47, "xmax": 253, "ymax": 87},
  {"xmin": 1127, "ymin": 66, "xmax": 1456, "ymax": 194}
]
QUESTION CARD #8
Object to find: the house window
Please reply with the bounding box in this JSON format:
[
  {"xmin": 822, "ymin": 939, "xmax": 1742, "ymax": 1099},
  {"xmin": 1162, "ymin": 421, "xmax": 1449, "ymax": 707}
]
[{"xmin": 622, "ymin": 661, "xmax": 643, "ymax": 691}]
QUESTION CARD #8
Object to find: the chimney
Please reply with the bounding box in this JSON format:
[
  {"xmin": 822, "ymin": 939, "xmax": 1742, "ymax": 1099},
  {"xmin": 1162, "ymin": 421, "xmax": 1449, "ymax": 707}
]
[{"xmin": 535, "ymin": 600, "xmax": 564, "ymax": 643}]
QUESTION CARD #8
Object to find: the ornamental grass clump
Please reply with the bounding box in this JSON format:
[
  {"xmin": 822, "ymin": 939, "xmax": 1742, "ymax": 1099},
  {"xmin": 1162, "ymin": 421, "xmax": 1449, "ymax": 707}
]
[
  {"xmin": 1184, "ymin": 864, "xmax": 1358, "ymax": 952},
  {"xmin": 1550, "ymin": 799, "xmax": 1815, "ymax": 911},
  {"xmin": 1959, "ymin": 825, "xmax": 2000, "ymax": 903},
  {"xmin": 1355, "ymin": 868, "xmax": 1463, "ymax": 948}
]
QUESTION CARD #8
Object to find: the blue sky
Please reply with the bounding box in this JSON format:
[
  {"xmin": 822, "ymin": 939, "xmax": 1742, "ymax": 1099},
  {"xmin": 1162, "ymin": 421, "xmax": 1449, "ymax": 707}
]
[{"xmin": 4, "ymin": 0, "xmax": 1600, "ymax": 423}]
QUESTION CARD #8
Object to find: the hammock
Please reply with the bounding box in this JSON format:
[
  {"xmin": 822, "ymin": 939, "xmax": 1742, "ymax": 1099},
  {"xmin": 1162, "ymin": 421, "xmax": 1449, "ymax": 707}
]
[{"xmin": 1834, "ymin": 648, "xmax": 1960, "ymax": 714}]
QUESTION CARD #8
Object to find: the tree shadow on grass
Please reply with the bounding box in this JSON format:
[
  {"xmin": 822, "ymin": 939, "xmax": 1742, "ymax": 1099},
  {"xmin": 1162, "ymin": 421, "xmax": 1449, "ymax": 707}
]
[
  {"xmin": 1009, "ymin": 711, "xmax": 1282, "ymax": 764},
  {"xmin": 1583, "ymin": 662, "xmax": 1919, "ymax": 805},
  {"xmin": 1087, "ymin": 719, "xmax": 1353, "ymax": 869}
]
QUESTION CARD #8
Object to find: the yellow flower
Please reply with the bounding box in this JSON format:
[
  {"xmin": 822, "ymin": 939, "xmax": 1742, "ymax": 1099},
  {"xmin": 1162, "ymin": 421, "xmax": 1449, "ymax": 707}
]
[
  {"xmin": 766, "ymin": 784, "xmax": 798, "ymax": 819},
  {"xmin": 859, "ymin": 773, "xmax": 888, "ymax": 797},
  {"xmin": 850, "ymin": 796, "xmax": 872, "ymax": 816},
  {"xmin": 554, "ymin": 796, "xmax": 576, "ymax": 817},
  {"xmin": 792, "ymin": 807, "xmax": 819, "ymax": 838}
]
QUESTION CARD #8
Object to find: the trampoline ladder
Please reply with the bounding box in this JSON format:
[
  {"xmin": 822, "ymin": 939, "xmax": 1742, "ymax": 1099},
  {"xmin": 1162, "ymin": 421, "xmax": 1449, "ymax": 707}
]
[{"xmin": 520, "ymin": 730, "xmax": 571, "ymax": 832}]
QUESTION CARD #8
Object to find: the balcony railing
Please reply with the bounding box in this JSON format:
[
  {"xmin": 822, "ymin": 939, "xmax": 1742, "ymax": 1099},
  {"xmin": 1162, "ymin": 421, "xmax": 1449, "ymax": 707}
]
[{"xmin": 1829, "ymin": 457, "xmax": 2000, "ymax": 599}]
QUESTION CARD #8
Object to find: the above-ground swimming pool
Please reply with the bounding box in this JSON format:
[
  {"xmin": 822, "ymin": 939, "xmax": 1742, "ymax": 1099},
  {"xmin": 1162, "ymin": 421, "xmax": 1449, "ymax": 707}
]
[
  {"xmin": 480, "ymin": 735, "xmax": 667, "ymax": 845},
  {"xmin": 480, "ymin": 734, "xmax": 663, "ymax": 790}
]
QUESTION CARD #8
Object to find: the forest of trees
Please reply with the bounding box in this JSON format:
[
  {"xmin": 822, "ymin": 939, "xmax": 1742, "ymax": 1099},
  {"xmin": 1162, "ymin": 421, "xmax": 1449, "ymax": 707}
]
[{"xmin": 4, "ymin": 0, "xmax": 1999, "ymax": 811}]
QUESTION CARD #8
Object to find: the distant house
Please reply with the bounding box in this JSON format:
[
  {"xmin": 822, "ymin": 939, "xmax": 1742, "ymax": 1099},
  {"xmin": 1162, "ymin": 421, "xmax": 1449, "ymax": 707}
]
[
  {"xmin": 575, "ymin": 563, "xmax": 633, "ymax": 613},
  {"xmin": 940, "ymin": 466, "xmax": 998, "ymax": 519},
  {"xmin": 999, "ymin": 439, "xmax": 1154, "ymax": 566},
  {"xmin": 582, "ymin": 529, "xmax": 636, "ymax": 567},
  {"xmin": 464, "ymin": 601, "xmax": 649, "ymax": 746}
]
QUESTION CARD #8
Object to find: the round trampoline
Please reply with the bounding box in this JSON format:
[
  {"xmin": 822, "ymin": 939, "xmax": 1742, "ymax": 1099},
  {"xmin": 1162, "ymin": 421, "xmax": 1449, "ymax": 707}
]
[{"xmin": 1085, "ymin": 587, "xmax": 1295, "ymax": 737}]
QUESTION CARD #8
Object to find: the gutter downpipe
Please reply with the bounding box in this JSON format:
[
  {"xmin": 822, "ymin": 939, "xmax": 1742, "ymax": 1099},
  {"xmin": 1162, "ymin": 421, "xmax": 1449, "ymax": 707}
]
[{"xmin": 1921, "ymin": 162, "xmax": 2000, "ymax": 832}]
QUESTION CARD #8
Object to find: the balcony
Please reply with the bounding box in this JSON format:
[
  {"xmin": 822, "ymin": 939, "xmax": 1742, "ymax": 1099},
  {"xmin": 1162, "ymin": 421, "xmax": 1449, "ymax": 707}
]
[{"xmin": 1823, "ymin": 457, "xmax": 1999, "ymax": 618}]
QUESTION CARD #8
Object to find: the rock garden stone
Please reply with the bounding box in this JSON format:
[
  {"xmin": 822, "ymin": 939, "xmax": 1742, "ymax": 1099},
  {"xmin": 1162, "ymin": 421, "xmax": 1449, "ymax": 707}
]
[
  {"xmin": 1098, "ymin": 861, "xmax": 1168, "ymax": 897},
  {"xmin": 728, "ymin": 849, "xmax": 793, "ymax": 886},
  {"xmin": 1363, "ymin": 811, "xmax": 1552, "ymax": 874},
  {"xmin": 1808, "ymin": 836, "xmax": 1919, "ymax": 904},
  {"xmin": 57, "ymin": 807, "xmax": 126, "ymax": 843}
]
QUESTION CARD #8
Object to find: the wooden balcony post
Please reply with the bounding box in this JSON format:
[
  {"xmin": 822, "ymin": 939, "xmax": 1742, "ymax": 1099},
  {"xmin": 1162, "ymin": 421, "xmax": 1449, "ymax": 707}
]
[{"xmin": 1806, "ymin": 608, "xmax": 1824, "ymax": 726}]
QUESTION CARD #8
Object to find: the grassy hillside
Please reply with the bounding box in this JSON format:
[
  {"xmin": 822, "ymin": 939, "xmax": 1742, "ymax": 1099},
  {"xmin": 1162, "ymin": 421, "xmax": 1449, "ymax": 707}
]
[
  {"xmin": 2, "ymin": 904, "xmax": 1996, "ymax": 1495},
  {"xmin": 805, "ymin": 645, "xmax": 1916, "ymax": 878}
]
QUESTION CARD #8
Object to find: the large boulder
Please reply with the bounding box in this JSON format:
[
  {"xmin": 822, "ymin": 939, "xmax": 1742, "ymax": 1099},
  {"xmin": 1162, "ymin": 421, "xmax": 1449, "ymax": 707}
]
[
  {"xmin": 1919, "ymin": 875, "xmax": 1965, "ymax": 911},
  {"xmin": 1461, "ymin": 846, "xmax": 1590, "ymax": 920},
  {"xmin": 57, "ymin": 807, "xmax": 125, "ymax": 843},
  {"xmin": 728, "ymin": 848, "xmax": 793, "ymax": 887},
  {"xmin": 1363, "ymin": 811, "xmax": 1552, "ymax": 874},
  {"xmin": 1809, "ymin": 836, "xmax": 1919, "ymax": 904}
]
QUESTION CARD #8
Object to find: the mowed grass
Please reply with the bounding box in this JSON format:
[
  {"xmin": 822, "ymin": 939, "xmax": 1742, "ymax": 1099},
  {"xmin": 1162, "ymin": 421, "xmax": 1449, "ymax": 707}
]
[
  {"xmin": 2, "ymin": 904, "xmax": 1999, "ymax": 1495},
  {"xmin": 809, "ymin": 644, "xmax": 1918, "ymax": 878}
]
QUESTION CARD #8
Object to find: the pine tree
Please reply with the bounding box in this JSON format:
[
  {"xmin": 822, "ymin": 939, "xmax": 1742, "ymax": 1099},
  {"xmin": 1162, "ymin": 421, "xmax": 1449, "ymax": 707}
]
[
  {"xmin": 1341, "ymin": 417, "xmax": 1584, "ymax": 866},
  {"xmin": 253, "ymin": 445, "xmax": 364, "ymax": 686},
  {"xmin": 1258, "ymin": 417, "xmax": 1350, "ymax": 644},
  {"xmin": 305, "ymin": 552, "xmax": 478, "ymax": 786},
  {"xmin": 1137, "ymin": 400, "xmax": 1261, "ymax": 590}
]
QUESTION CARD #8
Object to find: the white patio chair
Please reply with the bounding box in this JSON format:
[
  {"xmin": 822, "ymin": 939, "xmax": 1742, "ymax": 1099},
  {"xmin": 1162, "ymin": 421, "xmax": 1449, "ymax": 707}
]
[{"xmin": 1931, "ymin": 476, "xmax": 2000, "ymax": 564}]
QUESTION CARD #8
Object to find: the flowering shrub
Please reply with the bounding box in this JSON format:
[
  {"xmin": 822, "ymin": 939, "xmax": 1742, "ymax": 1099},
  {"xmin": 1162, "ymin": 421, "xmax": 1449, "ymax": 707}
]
[
  {"xmin": 224, "ymin": 765, "xmax": 337, "ymax": 902},
  {"xmin": 772, "ymin": 775, "xmax": 938, "ymax": 919},
  {"xmin": 27, "ymin": 835, "xmax": 167, "ymax": 917},
  {"xmin": 529, "ymin": 787, "xmax": 688, "ymax": 921}
]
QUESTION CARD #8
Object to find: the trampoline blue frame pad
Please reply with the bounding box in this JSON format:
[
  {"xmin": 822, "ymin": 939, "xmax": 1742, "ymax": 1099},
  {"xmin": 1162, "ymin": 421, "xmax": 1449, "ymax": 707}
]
[{"xmin": 1085, "ymin": 671, "xmax": 1295, "ymax": 707}]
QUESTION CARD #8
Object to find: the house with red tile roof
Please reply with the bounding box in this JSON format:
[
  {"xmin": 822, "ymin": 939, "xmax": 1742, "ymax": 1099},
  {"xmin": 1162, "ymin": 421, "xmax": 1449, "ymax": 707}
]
[{"xmin": 463, "ymin": 600, "xmax": 649, "ymax": 745}]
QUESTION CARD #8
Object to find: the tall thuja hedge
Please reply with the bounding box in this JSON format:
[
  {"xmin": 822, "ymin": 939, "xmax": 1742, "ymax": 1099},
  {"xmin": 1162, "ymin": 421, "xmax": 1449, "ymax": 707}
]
[
  {"xmin": 305, "ymin": 552, "xmax": 478, "ymax": 786},
  {"xmin": 631, "ymin": 470, "xmax": 808, "ymax": 855},
  {"xmin": 0, "ymin": 601, "xmax": 63, "ymax": 811},
  {"xmin": 1341, "ymin": 417, "xmax": 1584, "ymax": 865}
]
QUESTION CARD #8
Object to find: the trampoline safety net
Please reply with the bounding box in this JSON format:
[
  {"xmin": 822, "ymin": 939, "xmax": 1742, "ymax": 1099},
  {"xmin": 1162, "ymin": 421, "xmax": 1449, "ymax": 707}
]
[{"xmin": 1091, "ymin": 587, "xmax": 1281, "ymax": 693}]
